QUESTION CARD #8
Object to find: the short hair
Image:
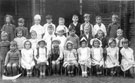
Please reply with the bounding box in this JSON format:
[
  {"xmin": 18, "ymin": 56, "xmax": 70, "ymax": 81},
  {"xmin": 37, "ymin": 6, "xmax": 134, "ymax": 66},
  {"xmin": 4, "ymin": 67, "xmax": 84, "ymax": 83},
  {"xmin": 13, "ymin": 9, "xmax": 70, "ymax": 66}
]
[
  {"xmin": 72, "ymin": 14, "xmax": 78, "ymax": 18},
  {"xmin": 117, "ymin": 29, "xmax": 123, "ymax": 33},
  {"xmin": 18, "ymin": 18, "xmax": 25, "ymax": 23},
  {"xmin": 59, "ymin": 17, "xmax": 65, "ymax": 21},
  {"xmin": 48, "ymin": 24, "xmax": 54, "ymax": 30},
  {"xmin": 46, "ymin": 15, "xmax": 52, "ymax": 19},
  {"xmin": 10, "ymin": 41, "xmax": 17, "ymax": 47},
  {"xmin": 69, "ymin": 25, "xmax": 76, "ymax": 32},
  {"xmin": 96, "ymin": 16, "xmax": 102, "ymax": 20},
  {"xmin": 112, "ymin": 14, "xmax": 119, "ymax": 20}
]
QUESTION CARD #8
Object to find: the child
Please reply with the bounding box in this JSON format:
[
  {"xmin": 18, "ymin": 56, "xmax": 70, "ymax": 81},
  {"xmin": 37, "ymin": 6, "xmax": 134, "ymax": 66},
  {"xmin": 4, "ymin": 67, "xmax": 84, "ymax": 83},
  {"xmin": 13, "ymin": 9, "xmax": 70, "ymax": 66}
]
[
  {"xmin": 77, "ymin": 37, "xmax": 91, "ymax": 77},
  {"xmin": 91, "ymin": 38, "xmax": 104, "ymax": 75},
  {"xmin": 30, "ymin": 14, "xmax": 44, "ymax": 39},
  {"xmin": 65, "ymin": 26, "xmax": 79, "ymax": 50},
  {"xmin": 14, "ymin": 30, "xmax": 26, "ymax": 51},
  {"xmin": 34, "ymin": 40, "xmax": 48, "ymax": 78},
  {"xmin": 43, "ymin": 25, "xmax": 56, "ymax": 53},
  {"xmin": 1, "ymin": 15, "xmax": 15, "ymax": 41},
  {"xmin": 93, "ymin": 16, "xmax": 107, "ymax": 37},
  {"xmin": 63, "ymin": 41, "xmax": 78, "ymax": 76},
  {"xmin": 29, "ymin": 30, "xmax": 38, "ymax": 50},
  {"xmin": 49, "ymin": 38, "xmax": 63, "ymax": 75},
  {"xmin": 120, "ymin": 39, "xmax": 135, "ymax": 78},
  {"xmin": 43, "ymin": 15, "xmax": 56, "ymax": 36},
  {"xmin": 69, "ymin": 14, "xmax": 81, "ymax": 37},
  {"xmin": 105, "ymin": 38, "xmax": 119, "ymax": 76},
  {"xmin": 0, "ymin": 32, "xmax": 10, "ymax": 75},
  {"xmin": 107, "ymin": 14, "xmax": 120, "ymax": 38},
  {"xmin": 15, "ymin": 18, "xmax": 29, "ymax": 38},
  {"xmin": 80, "ymin": 13, "xmax": 93, "ymax": 37},
  {"xmin": 21, "ymin": 40, "xmax": 35, "ymax": 77},
  {"xmin": 56, "ymin": 28, "xmax": 67, "ymax": 50},
  {"xmin": 4, "ymin": 41, "xmax": 21, "ymax": 76},
  {"xmin": 56, "ymin": 17, "xmax": 68, "ymax": 36}
]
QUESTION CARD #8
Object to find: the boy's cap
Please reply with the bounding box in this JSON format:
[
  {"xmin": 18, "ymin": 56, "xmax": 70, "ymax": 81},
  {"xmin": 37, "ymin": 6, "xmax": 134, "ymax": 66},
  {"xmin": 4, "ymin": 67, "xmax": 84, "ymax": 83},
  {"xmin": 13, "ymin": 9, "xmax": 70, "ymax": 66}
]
[
  {"xmin": 34, "ymin": 14, "xmax": 41, "ymax": 20},
  {"xmin": 56, "ymin": 25, "xmax": 65, "ymax": 33},
  {"xmin": 52, "ymin": 38, "xmax": 61, "ymax": 44},
  {"xmin": 38, "ymin": 39, "xmax": 47, "ymax": 45},
  {"xmin": 18, "ymin": 18, "xmax": 24, "ymax": 23},
  {"xmin": 84, "ymin": 13, "xmax": 90, "ymax": 17},
  {"xmin": 122, "ymin": 38, "xmax": 128, "ymax": 43},
  {"xmin": 46, "ymin": 15, "xmax": 52, "ymax": 19},
  {"xmin": 10, "ymin": 41, "xmax": 17, "ymax": 46}
]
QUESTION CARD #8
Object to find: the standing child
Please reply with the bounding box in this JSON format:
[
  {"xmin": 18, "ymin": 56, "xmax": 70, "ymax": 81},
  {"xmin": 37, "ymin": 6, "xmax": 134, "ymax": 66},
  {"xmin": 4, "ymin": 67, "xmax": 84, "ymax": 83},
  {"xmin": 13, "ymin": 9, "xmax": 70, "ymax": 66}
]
[
  {"xmin": 65, "ymin": 26, "xmax": 79, "ymax": 50},
  {"xmin": 56, "ymin": 17, "xmax": 68, "ymax": 36},
  {"xmin": 29, "ymin": 30, "xmax": 38, "ymax": 50},
  {"xmin": 1, "ymin": 15, "xmax": 15, "ymax": 41},
  {"xmin": 14, "ymin": 30, "xmax": 26, "ymax": 51},
  {"xmin": 105, "ymin": 38, "xmax": 119, "ymax": 76},
  {"xmin": 107, "ymin": 14, "xmax": 120, "ymax": 38},
  {"xmin": 91, "ymin": 38, "xmax": 104, "ymax": 75},
  {"xmin": 15, "ymin": 18, "xmax": 29, "ymax": 38},
  {"xmin": 69, "ymin": 14, "xmax": 81, "ymax": 37},
  {"xmin": 77, "ymin": 37, "xmax": 91, "ymax": 77},
  {"xmin": 34, "ymin": 40, "xmax": 48, "ymax": 78},
  {"xmin": 43, "ymin": 15, "xmax": 56, "ymax": 36},
  {"xmin": 49, "ymin": 38, "xmax": 63, "ymax": 75},
  {"xmin": 4, "ymin": 41, "xmax": 21, "ymax": 76},
  {"xmin": 21, "ymin": 40, "xmax": 35, "ymax": 77},
  {"xmin": 93, "ymin": 16, "xmax": 107, "ymax": 37},
  {"xmin": 30, "ymin": 14, "xmax": 44, "ymax": 39},
  {"xmin": 63, "ymin": 41, "xmax": 78, "ymax": 76},
  {"xmin": 80, "ymin": 13, "xmax": 93, "ymax": 37},
  {"xmin": 120, "ymin": 39, "xmax": 135, "ymax": 78},
  {"xmin": 0, "ymin": 32, "xmax": 10, "ymax": 75}
]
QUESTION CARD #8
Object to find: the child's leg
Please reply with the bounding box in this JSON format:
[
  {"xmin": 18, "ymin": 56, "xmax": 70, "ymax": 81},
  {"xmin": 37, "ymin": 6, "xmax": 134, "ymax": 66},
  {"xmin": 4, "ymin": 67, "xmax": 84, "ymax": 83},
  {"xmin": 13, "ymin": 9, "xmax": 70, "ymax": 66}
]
[
  {"xmin": 42, "ymin": 64, "xmax": 46, "ymax": 77},
  {"xmin": 12, "ymin": 63, "xmax": 18, "ymax": 75},
  {"xmin": 67, "ymin": 65, "xmax": 71, "ymax": 75},
  {"xmin": 6, "ymin": 63, "xmax": 12, "ymax": 75},
  {"xmin": 39, "ymin": 65, "xmax": 43, "ymax": 77},
  {"xmin": 52, "ymin": 63, "xmax": 56, "ymax": 74},
  {"xmin": 80, "ymin": 64, "xmax": 85, "ymax": 77},
  {"xmin": 56, "ymin": 63, "xmax": 60, "ymax": 74},
  {"xmin": 84, "ymin": 65, "xmax": 88, "ymax": 77},
  {"xmin": 71, "ymin": 65, "xmax": 75, "ymax": 76}
]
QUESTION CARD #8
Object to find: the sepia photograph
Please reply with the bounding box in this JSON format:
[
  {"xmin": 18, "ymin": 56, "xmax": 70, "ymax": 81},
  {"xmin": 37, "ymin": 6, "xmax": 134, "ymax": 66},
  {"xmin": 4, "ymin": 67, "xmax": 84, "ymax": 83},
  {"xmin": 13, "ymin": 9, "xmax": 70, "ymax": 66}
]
[{"xmin": 0, "ymin": 0, "xmax": 135, "ymax": 83}]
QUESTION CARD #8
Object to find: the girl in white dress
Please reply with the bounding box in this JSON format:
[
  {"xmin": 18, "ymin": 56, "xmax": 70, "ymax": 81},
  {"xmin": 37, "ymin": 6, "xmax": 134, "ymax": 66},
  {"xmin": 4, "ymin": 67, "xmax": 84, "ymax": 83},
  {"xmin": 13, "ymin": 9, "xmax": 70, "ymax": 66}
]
[
  {"xmin": 77, "ymin": 37, "xmax": 91, "ymax": 77},
  {"xmin": 34, "ymin": 40, "xmax": 48, "ymax": 78},
  {"xmin": 63, "ymin": 41, "xmax": 78, "ymax": 76},
  {"xmin": 120, "ymin": 39, "xmax": 135, "ymax": 77},
  {"xmin": 105, "ymin": 38, "xmax": 119, "ymax": 75},
  {"xmin": 91, "ymin": 38, "xmax": 104, "ymax": 75},
  {"xmin": 21, "ymin": 40, "xmax": 35, "ymax": 77}
]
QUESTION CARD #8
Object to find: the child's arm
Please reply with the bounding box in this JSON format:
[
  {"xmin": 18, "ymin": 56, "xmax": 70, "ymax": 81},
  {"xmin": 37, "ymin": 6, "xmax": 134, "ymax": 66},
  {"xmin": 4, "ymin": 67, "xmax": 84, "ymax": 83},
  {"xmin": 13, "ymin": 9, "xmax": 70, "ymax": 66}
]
[
  {"xmin": 4, "ymin": 52, "xmax": 10, "ymax": 66},
  {"xmin": 76, "ymin": 37, "xmax": 80, "ymax": 48},
  {"xmin": 18, "ymin": 51, "xmax": 21, "ymax": 67},
  {"xmin": 56, "ymin": 48, "xmax": 64, "ymax": 61},
  {"xmin": 34, "ymin": 49, "xmax": 38, "ymax": 61},
  {"xmin": 80, "ymin": 24, "xmax": 83, "ymax": 36},
  {"xmin": 116, "ymin": 47, "xmax": 119, "ymax": 61},
  {"xmin": 99, "ymin": 48, "xmax": 103, "ymax": 62}
]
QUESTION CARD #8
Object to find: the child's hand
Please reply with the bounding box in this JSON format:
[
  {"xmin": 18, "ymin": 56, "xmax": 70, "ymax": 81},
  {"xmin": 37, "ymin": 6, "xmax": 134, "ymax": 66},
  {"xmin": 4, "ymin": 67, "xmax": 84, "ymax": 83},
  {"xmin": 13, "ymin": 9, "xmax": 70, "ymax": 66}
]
[{"xmin": 52, "ymin": 61, "xmax": 55, "ymax": 64}]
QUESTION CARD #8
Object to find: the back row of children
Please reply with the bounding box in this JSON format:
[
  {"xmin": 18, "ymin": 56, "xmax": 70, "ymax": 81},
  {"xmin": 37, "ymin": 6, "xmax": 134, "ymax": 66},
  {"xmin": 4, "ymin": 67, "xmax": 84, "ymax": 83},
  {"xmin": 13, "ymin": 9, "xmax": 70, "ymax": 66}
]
[{"xmin": 0, "ymin": 13, "xmax": 135, "ymax": 78}]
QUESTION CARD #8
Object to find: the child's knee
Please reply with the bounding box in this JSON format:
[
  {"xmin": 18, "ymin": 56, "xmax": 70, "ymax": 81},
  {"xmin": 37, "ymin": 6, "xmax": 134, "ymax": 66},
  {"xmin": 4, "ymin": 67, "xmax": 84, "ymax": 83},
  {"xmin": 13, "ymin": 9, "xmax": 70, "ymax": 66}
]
[{"xmin": 6, "ymin": 63, "xmax": 12, "ymax": 68}]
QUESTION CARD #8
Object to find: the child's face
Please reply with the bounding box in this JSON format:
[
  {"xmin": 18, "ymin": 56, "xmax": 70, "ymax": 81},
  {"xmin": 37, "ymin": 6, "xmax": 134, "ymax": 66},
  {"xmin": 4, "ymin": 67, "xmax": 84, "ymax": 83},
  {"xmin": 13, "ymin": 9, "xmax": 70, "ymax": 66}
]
[
  {"xmin": 112, "ymin": 17, "xmax": 117, "ymax": 23},
  {"xmin": 69, "ymin": 30, "xmax": 75, "ymax": 36},
  {"xmin": 39, "ymin": 42, "xmax": 45, "ymax": 48},
  {"xmin": 57, "ymin": 30, "xmax": 64, "ymax": 36},
  {"xmin": 17, "ymin": 31, "xmax": 23, "ymax": 37},
  {"xmin": 6, "ymin": 17, "xmax": 11, "ymax": 23},
  {"xmin": 117, "ymin": 31, "xmax": 123, "ymax": 37},
  {"xmin": 1, "ymin": 35, "xmax": 7, "ymax": 41},
  {"xmin": 59, "ymin": 19, "xmax": 65, "ymax": 25},
  {"xmin": 93, "ymin": 41, "xmax": 100, "ymax": 48},
  {"xmin": 110, "ymin": 41, "xmax": 116, "ymax": 48},
  {"xmin": 31, "ymin": 32, "xmax": 37, "ymax": 39},
  {"xmin": 123, "ymin": 42, "xmax": 128, "ymax": 48},
  {"xmin": 46, "ymin": 19, "xmax": 52, "ymax": 24},
  {"xmin": 34, "ymin": 19, "xmax": 40, "ymax": 25},
  {"xmin": 96, "ymin": 17, "xmax": 102, "ymax": 24},
  {"xmin": 81, "ymin": 41, "xmax": 87, "ymax": 48},
  {"xmin": 18, "ymin": 22, "xmax": 24, "ymax": 27},
  {"xmin": 25, "ymin": 42, "xmax": 31, "ymax": 49},
  {"xmin": 48, "ymin": 28, "xmax": 54, "ymax": 35},
  {"xmin": 67, "ymin": 43, "xmax": 73, "ymax": 50},
  {"xmin": 72, "ymin": 16, "xmax": 78, "ymax": 22},
  {"xmin": 53, "ymin": 42, "xmax": 59, "ymax": 47},
  {"xmin": 84, "ymin": 17, "xmax": 90, "ymax": 22},
  {"xmin": 97, "ymin": 31, "xmax": 103, "ymax": 38},
  {"xmin": 10, "ymin": 45, "xmax": 16, "ymax": 51}
]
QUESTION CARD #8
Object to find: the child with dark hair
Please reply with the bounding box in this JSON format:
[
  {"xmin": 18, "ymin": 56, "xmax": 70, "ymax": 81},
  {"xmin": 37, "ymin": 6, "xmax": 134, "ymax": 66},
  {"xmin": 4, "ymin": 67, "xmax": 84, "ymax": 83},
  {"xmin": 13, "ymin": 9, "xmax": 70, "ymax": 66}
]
[
  {"xmin": 65, "ymin": 26, "xmax": 79, "ymax": 50},
  {"xmin": 1, "ymin": 15, "xmax": 16, "ymax": 41},
  {"xmin": 15, "ymin": 18, "xmax": 29, "ymax": 38},
  {"xmin": 4, "ymin": 41, "xmax": 21, "ymax": 76}
]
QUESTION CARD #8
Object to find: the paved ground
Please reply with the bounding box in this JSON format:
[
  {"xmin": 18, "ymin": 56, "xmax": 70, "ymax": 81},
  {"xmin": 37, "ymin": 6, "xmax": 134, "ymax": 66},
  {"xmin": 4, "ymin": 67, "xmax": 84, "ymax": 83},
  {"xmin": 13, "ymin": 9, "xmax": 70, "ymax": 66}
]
[{"xmin": 0, "ymin": 76, "xmax": 135, "ymax": 83}]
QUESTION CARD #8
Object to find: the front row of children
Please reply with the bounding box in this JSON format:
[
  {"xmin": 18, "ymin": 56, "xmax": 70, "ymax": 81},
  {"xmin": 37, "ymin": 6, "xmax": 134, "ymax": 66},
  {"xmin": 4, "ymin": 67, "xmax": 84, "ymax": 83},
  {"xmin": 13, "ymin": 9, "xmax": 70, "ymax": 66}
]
[{"xmin": 3, "ymin": 30, "xmax": 135, "ymax": 78}]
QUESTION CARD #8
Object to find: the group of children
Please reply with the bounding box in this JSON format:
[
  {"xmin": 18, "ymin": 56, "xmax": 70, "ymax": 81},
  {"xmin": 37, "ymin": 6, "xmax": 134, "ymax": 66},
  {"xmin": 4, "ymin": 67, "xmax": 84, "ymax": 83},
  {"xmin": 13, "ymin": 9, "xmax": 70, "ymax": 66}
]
[{"xmin": 0, "ymin": 13, "xmax": 135, "ymax": 78}]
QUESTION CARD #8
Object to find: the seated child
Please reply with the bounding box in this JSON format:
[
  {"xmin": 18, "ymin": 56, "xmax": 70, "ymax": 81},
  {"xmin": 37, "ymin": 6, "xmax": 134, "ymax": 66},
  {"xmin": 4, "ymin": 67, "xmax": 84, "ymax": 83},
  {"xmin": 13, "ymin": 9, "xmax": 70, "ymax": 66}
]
[
  {"xmin": 4, "ymin": 41, "xmax": 20, "ymax": 76},
  {"xmin": 63, "ymin": 41, "xmax": 78, "ymax": 76},
  {"xmin": 105, "ymin": 38, "xmax": 119, "ymax": 76},
  {"xmin": 29, "ymin": 30, "xmax": 38, "ymax": 50},
  {"xmin": 77, "ymin": 37, "xmax": 91, "ymax": 77},
  {"xmin": 15, "ymin": 18, "xmax": 29, "ymax": 38},
  {"xmin": 56, "ymin": 17, "xmax": 68, "ymax": 36},
  {"xmin": 21, "ymin": 40, "xmax": 35, "ymax": 77},
  {"xmin": 34, "ymin": 40, "xmax": 48, "ymax": 78},
  {"xmin": 91, "ymin": 38, "xmax": 104, "ymax": 75},
  {"xmin": 65, "ymin": 26, "xmax": 79, "ymax": 50},
  {"xmin": 14, "ymin": 29, "xmax": 26, "ymax": 51},
  {"xmin": 0, "ymin": 32, "xmax": 10, "ymax": 75},
  {"xmin": 49, "ymin": 38, "xmax": 63, "ymax": 75},
  {"xmin": 120, "ymin": 39, "xmax": 135, "ymax": 78}
]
